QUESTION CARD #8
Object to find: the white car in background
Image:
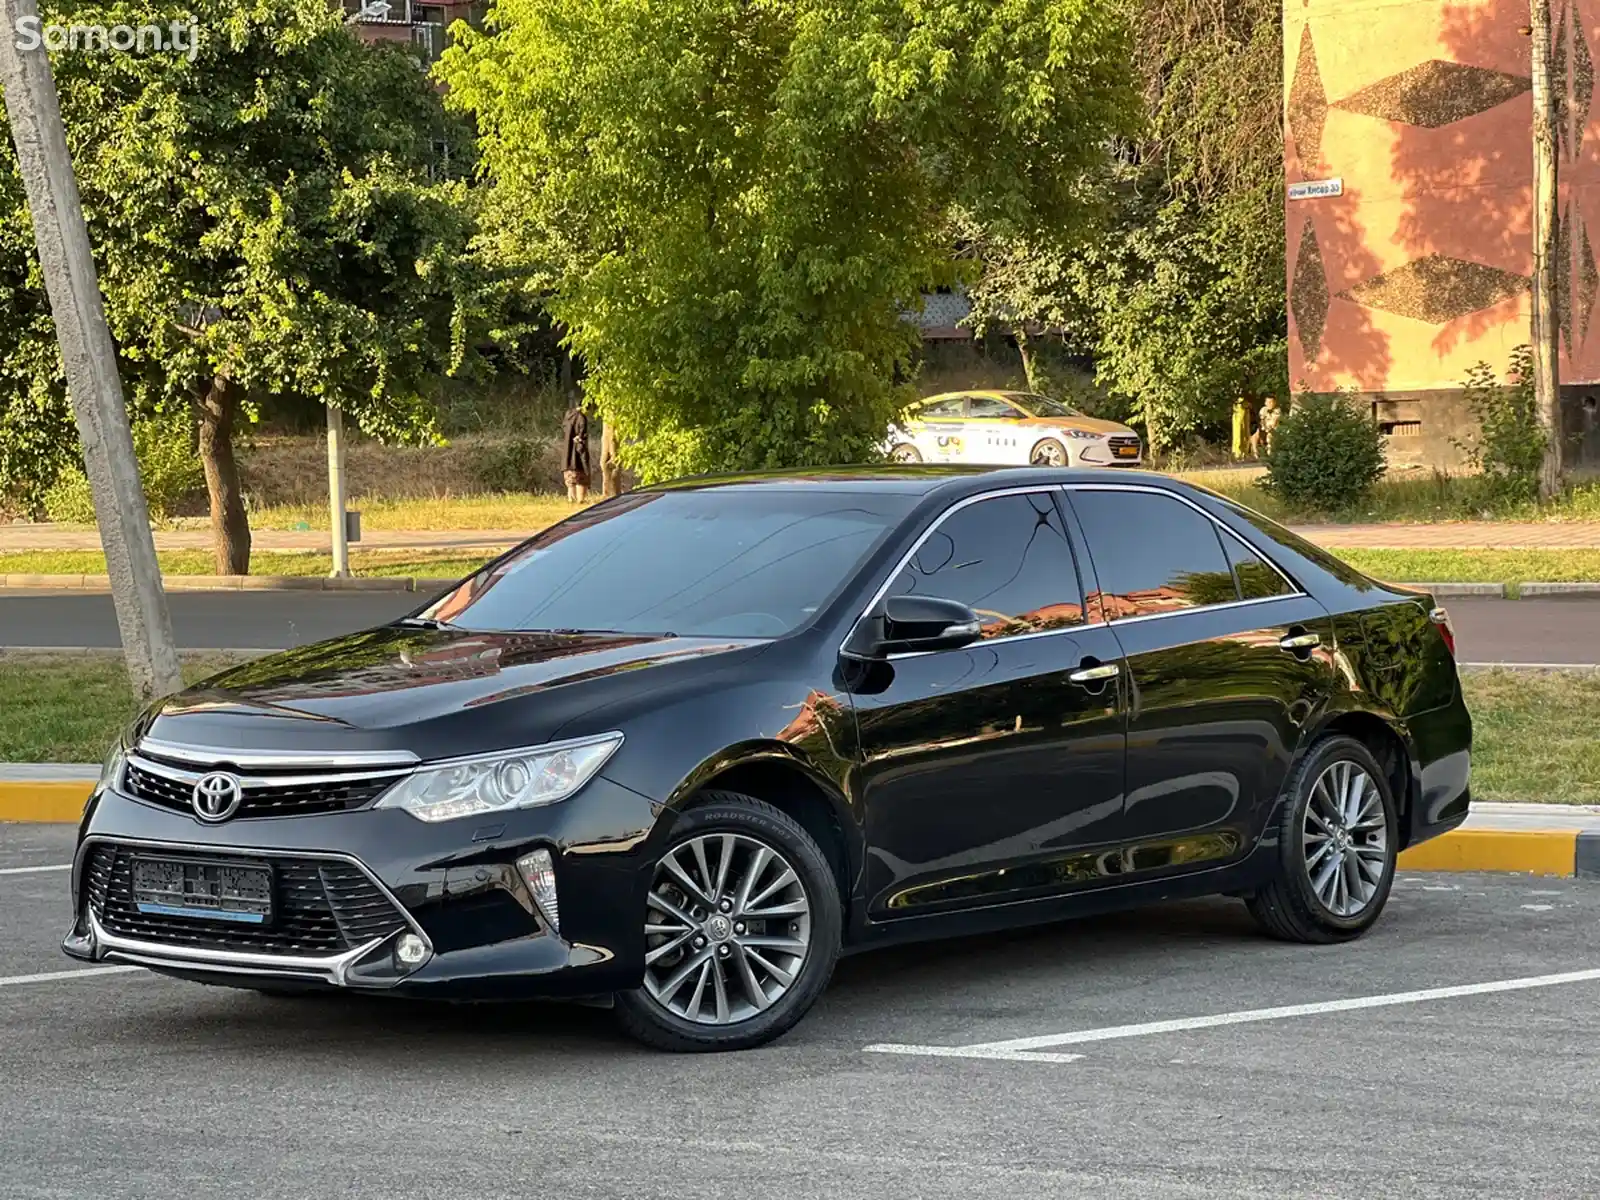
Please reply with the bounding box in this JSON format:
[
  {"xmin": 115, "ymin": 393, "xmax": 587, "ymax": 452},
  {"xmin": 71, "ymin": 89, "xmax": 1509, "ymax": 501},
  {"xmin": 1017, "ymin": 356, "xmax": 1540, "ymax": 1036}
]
[{"xmin": 884, "ymin": 389, "xmax": 1143, "ymax": 468}]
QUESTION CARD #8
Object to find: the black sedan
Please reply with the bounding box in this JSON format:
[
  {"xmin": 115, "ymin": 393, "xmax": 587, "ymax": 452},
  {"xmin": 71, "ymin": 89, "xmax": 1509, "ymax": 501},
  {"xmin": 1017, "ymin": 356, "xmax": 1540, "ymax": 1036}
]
[{"xmin": 64, "ymin": 467, "xmax": 1472, "ymax": 1051}]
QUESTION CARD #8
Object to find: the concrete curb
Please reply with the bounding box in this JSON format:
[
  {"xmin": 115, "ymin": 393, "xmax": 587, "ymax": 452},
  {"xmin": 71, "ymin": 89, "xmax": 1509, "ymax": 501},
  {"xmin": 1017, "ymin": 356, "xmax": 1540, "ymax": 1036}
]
[
  {"xmin": 0, "ymin": 574, "xmax": 462, "ymax": 593},
  {"xmin": 1, "ymin": 778, "xmax": 1597, "ymax": 877},
  {"xmin": 1396, "ymin": 582, "xmax": 1508, "ymax": 597},
  {"xmin": 1518, "ymin": 581, "xmax": 1600, "ymax": 597}
]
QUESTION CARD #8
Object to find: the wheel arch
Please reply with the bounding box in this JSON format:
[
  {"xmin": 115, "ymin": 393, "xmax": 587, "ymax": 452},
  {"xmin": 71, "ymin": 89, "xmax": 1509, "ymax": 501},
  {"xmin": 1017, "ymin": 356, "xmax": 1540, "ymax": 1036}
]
[
  {"xmin": 665, "ymin": 744, "xmax": 862, "ymax": 935},
  {"xmin": 1304, "ymin": 707, "xmax": 1418, "ymax": 841}
]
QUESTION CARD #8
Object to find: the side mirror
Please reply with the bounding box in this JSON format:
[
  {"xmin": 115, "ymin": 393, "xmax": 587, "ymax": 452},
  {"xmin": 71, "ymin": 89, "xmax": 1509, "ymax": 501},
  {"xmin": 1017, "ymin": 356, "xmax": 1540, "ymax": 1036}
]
[{"xmin": 844, "ymin": 595, "xmax": 984, "ymax": 659}]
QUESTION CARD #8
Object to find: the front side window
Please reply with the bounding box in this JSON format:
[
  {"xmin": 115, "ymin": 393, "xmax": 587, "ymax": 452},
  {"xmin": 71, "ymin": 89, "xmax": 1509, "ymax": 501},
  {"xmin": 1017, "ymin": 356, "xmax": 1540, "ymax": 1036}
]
[
  {"xmin": 886, "ymin": 492, "xmax": 1085, "ymax": 636},
  {"xmin": 1068, "ymin": 490, "xmax": 1240, "ymax": 618},
  {"xmin": 421, "ymin": 490, "xmax": 914, "ymax": 638},
  {"xmin": 966, "ymin": 396, "xmax": 1021, "ymax": 419},
  {"xmin": 1007, "ymin": 393, "xmax": 1083, "ymax": 419}
]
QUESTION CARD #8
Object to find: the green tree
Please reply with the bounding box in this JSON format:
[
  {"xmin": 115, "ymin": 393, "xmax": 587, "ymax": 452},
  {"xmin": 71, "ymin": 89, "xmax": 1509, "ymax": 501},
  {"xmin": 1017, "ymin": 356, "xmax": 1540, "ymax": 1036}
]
[
  {"xmin": 440, "ymin": 0, "xmax": 1136, "ymax": 482},
  {"xmin": 1036, "ymin": 0, "xmax": 1284, "ymax": 452},
  {"xmin": 0, "ymin": 0, "xmax": 484, "ymax": 569}
]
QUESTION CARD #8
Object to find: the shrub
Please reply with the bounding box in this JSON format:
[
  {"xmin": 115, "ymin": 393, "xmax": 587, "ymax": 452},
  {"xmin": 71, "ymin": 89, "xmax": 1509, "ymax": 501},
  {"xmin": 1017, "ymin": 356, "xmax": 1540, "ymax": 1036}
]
[
  {"xmin": 1262, "ymin": 391, "xmax": 1386, "ymax": 513},
  {"xmin": 1455, "ymin": 345, "xmax": 1546, "ymax": 507},
  {"xmin": 43, "ymin": 410, "xmax": 206, "ymax": 524},
  {"xmin": 467, "ymin": 435, "xmax": 554, "ymax": 493}
]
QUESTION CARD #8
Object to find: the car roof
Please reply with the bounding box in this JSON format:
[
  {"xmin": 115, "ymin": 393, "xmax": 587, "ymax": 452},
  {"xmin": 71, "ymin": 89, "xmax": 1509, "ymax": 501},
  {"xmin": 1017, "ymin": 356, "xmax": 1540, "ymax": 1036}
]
[{"xmin": 646, "ymin": 464, "xmax": 1184, "ymax": 498}]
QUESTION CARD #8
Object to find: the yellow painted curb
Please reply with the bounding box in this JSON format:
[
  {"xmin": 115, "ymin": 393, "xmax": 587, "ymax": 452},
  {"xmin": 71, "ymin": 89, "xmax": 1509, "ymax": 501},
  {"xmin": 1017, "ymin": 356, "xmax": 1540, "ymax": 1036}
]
[
  {"xmin": 0, "ymin": 781, "xmax": 91, "ymax": 823},
  {"xmin": 1398, "ymin": 828, "xmax": 1579, "ymax": 877}
]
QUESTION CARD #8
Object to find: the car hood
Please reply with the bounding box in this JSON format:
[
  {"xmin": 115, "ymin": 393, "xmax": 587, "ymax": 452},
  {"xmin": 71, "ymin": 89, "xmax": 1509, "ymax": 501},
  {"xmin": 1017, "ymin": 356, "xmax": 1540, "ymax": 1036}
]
[{"xmin": 137, "ymin": 626, "xmax": 768, "ymax": 758}]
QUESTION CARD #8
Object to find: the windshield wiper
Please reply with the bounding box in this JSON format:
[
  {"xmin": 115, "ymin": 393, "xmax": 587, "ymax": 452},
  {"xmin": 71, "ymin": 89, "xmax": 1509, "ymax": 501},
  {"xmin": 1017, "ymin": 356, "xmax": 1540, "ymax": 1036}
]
[{"xmin": 395, "ymin": 615, "xmax": 464, "ymax": 632}]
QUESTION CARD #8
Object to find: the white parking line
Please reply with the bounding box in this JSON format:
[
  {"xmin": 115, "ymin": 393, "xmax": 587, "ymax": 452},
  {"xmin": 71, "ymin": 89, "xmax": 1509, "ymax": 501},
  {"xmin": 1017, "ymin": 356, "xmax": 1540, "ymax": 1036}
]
[
  {"xmin": 0, "ymin": 864, "xmax": 70, "ymax": 877},
  {"xmin": 0, "ymin": 966, "xmax": 142, "ymax": 988},
  {"xmin": 865, "ymin": 966, "xmax": 1600, "ymax": 1064}
]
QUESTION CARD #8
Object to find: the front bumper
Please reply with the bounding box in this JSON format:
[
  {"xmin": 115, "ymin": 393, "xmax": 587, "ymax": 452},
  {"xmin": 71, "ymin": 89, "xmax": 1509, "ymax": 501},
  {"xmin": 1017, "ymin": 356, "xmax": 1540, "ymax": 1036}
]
[
  {"xmin": 63, "ymin": 775, "xmax": 667, "ymax": 999},
  {"xmin": 1073, "ymin": 440, "xmax": 1143, "ymax": 467}
]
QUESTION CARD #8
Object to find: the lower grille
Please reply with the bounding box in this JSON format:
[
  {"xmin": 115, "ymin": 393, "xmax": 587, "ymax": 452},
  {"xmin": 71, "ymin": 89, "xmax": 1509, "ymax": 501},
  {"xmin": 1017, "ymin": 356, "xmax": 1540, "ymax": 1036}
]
[{"xmin": 84, "ymin": 843, "xmax": 408, "ymax": 957}]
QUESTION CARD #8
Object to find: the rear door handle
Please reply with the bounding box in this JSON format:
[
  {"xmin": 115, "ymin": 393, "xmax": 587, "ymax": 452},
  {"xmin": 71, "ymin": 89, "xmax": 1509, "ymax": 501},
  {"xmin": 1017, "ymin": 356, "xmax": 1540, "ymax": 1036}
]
[
  {"xmin": 1068, "ymin": 663, "xmax": 1120, "ymax": 683},
  {"xmin": 1279, "ymin": 632, "xmax": 1321, "ymax": 651}
]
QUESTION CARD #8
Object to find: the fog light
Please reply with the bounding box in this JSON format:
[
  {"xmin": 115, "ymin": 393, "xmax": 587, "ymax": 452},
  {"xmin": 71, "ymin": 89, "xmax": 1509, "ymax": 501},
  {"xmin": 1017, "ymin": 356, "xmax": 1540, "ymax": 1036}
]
[
  {"xmin": 516, "ymin": 848, "xmax": 560, "ymax": 934},
  {"xmin": 395, "ymin": 933, "xmax": 428, "ymax": 966}
]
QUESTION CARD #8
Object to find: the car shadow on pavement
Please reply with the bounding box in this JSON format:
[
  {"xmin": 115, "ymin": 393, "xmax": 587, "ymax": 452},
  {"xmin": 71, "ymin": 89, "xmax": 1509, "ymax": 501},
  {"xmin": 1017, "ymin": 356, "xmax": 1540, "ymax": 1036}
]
[{"xmin": 93, "ymin": 895, "xmax": 1289, "ymax": 1058}]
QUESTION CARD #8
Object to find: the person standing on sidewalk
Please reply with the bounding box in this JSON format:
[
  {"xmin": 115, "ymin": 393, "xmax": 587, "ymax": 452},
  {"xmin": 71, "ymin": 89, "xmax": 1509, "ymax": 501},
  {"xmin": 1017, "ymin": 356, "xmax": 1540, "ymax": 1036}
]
[{"xmin": 562, "ymin": 402, "xmax": 592, "ymax": 503}]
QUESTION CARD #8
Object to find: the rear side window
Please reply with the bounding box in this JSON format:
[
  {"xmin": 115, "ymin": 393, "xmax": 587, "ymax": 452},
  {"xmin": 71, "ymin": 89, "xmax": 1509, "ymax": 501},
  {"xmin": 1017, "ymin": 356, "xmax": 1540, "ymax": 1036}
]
[
  {"xmin": 918, "ymin": 398, "xmax": 965, "ymax": 419},
  {"xmin": 1222, "ymin": 533, "xmax": 1294, "ymax": 600},
  {"xmin": 886, "ymin": 492, "xmax": 1085, "ymax": 636},
  {"xmin": 1067, "ymin": 490, "xmax": 1240, "ymax": 617}
]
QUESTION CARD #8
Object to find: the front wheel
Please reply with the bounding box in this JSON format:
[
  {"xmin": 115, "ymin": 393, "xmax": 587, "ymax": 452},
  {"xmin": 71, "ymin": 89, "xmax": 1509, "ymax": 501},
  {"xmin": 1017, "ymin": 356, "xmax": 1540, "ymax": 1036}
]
[
  {"xmin": 1029, "ymin": 437, "xmax": 1069, "ymax": 467},
  {"xmin": 614, "ymin": 793, "xmax": 842, "ymax": 1052},
  {"xmin": 1246, "ymin": 735, "xmax": 1398, "ymax": 944}
]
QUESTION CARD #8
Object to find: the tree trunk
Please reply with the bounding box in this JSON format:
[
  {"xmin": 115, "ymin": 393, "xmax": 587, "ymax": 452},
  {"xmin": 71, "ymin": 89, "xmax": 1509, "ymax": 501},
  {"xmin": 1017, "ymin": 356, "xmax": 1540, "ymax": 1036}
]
[
  {"xmin": 1531, "ymin": 0, "xmax": 1564, "ymax": 498},
  {"xmin": 1016, "ymin": 332, "xmax": 1040, "ymax": 391},
  {"xmin": 198, "ymin": 374, "xmax": 251, "ymax": 575},
  {"xmin": 600, "ymin": 420, "xmax": 621, "ymax": 498}
]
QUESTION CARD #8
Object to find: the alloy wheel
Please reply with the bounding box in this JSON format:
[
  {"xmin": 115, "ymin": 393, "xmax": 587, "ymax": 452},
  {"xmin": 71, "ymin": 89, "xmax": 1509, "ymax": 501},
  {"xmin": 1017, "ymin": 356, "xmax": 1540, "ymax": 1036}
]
[
  {"xmin": 642, "ymin": 833, "xmax": 812, "ymax": 1025},
  {"xmin": 1302, "ymin": 760, "xmax": 1389, "ymax": 918},
  {"xmin": 1029, "ymin": 440, "xmax": 1067, "ymax": 466}
]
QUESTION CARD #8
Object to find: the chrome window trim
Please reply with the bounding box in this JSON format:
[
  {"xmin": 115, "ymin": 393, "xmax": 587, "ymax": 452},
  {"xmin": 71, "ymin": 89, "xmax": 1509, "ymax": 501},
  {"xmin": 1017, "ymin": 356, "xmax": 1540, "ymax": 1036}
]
[
  {"xmin": 840, "ymin": 485, "xmax": 1093, "ymax": 659},
  {"xmin": 136, "ymin": 738, "xmax": 420, "ymax": 771},
  {"xmin": 74, "ymin": 834, "xmax": 433, "ymax": 985},
  {"xmin": 844, "ymin": 480, "xmax": 1316, "ymax": 661}
]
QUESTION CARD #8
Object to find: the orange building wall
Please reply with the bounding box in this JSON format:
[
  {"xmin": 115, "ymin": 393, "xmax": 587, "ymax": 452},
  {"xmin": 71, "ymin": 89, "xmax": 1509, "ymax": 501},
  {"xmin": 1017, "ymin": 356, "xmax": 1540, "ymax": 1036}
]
[{"xmin": 1285, "ymin": 0, "xmax": 1600, "ymax": 405}]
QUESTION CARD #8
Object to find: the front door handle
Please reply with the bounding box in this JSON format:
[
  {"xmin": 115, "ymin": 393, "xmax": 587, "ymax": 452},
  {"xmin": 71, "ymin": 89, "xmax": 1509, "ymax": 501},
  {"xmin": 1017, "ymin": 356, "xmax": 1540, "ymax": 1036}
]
[
  {"xmin": 1068, "ymin": 663, "xmax": 1120, "ymax": 684},
  {"xmin": 1279, "ymin": 632, "xmax": 1321, "ymax": 651}
]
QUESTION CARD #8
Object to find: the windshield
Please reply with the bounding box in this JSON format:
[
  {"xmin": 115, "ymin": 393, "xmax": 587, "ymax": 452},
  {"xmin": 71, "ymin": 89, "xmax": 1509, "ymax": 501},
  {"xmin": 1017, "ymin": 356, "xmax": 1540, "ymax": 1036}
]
[
  {"xmin": 417, "ymin": 489, "xmax": 914, "ymax": 638},
  {"xmin": 1007, "ymin": 392, "xmax": 1082, "ymax": 419}
]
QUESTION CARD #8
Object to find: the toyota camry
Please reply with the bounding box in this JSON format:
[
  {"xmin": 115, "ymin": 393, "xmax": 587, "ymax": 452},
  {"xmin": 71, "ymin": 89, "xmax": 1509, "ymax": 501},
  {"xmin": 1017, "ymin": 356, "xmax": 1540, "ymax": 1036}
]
[{"xmin": 65, "ymin": 467, "xmax": 1471, "ymax": 1051}]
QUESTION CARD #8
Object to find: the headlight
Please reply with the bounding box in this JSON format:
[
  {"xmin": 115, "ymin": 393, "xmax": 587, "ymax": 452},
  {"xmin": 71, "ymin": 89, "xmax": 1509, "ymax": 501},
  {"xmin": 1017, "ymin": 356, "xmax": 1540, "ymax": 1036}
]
[
  {"xmin": 374, "ymin": 733, "xmax": 624, "ymax": 823},
  {"xmin": 1061, "ymin": 429, "xmax": 1100, "ymax": 440}
]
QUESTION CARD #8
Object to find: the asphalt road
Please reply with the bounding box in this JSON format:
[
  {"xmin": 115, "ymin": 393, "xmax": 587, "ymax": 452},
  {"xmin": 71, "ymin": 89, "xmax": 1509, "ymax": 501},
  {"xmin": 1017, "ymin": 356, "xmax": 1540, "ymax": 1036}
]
[
  {"xmin": 4, "ymin": 822, "xmax": 1600, "ymax": 1198},
  {"xmin": 0, "ymin": 590, "xmax": 1596, "ymax": 664}
]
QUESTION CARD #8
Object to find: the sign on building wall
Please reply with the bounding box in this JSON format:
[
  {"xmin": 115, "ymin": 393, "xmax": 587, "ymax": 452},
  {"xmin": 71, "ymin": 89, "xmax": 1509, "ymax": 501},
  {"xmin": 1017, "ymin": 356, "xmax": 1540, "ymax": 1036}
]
[{"xmin": 1287, "ymin": 177, "xmax": 1344, "ymax": 200}]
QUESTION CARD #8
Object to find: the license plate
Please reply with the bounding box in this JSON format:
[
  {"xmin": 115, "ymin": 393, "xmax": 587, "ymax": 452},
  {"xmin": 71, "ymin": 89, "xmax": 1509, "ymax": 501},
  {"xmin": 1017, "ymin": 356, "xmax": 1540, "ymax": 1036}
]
[
  {"xmin": 1114, "ymin": 444, "xmax": 1139, "ymax": 458},
  {"xmin": 131, "ymin": 857, "xmax": 273, "ymax": 924}
]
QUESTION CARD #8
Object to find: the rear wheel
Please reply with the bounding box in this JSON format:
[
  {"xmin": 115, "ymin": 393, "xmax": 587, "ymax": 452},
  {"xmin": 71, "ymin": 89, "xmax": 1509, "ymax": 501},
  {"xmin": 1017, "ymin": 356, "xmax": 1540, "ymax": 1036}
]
[
  {"xmin": 615, "ymin": 793, "xmax": 841, "ymax": 1052},
  {"xmin": 888, "ymin": 443, "xmax": 922, "ymax": 463},
  {"xmin": 1246, "ymin": 735, "xmax": 1398, "ymax": 944},
  {"xmin": 1029, "ymin": 438, "xmax": 1068, "ymax": 467}
]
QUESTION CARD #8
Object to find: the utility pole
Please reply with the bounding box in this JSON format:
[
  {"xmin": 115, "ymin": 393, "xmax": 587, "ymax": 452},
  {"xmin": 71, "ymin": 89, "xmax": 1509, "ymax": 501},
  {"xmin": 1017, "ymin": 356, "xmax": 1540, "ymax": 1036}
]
[
  {"xmin": 1530, "ymin": 0, "xmax": 1564, "ymax": 499},
  {"xmin": 0, "ymin": 0, "xmax": 183, "ymax": 699},
  {"xmin": 326, "ymin": 404, "xmax": 350, "ymax": 577}
]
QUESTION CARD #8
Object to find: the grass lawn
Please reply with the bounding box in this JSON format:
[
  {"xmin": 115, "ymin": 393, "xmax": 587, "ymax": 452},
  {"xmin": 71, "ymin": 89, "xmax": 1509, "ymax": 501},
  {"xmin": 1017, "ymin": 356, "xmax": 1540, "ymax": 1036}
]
[
  {"xmin": 246, "ymin": 493, "xmax": 583, "ymax": 533},
  {"xmin": 3, "ymin": 659, "xmax": 1596, "ymax": 806},
  {"xmin": 1334, "ymin": 549, "xmax": 1600, "ymax": 586},
  {"xmin": 0, "ymin": 550, "xmax": 491, "ymax": 580}
]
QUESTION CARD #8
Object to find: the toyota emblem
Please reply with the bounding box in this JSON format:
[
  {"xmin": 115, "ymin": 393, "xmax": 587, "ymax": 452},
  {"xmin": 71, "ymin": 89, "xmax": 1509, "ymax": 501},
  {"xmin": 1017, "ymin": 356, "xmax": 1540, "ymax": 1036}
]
[{"xmin": 191, "ymin": 772, "xmax": 244, "ymax": 822}]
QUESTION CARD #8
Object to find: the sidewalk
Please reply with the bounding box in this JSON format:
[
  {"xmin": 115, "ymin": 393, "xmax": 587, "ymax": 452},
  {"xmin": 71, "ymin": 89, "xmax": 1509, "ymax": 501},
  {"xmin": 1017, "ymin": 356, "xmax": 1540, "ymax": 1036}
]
[{"xmin": 7, "ymin": 520, "xmax": 1600, "ymax": 555}]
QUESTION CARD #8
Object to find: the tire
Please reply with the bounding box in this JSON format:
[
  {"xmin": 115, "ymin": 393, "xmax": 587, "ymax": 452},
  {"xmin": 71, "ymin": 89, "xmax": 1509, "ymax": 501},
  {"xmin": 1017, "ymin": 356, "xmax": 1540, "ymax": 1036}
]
[
  {"xmin": 1029, "ymin": 438, "xmax": 1068, "ymax": 467},
  {"xmin": 1246, "ymin": 735, "xmax": 1399, "ymax": 944},
  {"xmin": 615, "ymin": 791, "xmax": 842, "ymax": 1052},
  {"xmin": 889, "ymin": 443, "xmax": 922, "ymax": 463}
]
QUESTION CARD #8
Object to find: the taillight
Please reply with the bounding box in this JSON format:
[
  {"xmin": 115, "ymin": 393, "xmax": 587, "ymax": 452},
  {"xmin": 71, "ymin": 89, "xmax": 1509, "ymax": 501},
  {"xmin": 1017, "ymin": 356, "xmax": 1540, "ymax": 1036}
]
[{"xmin": 1429, "ymin": 605, "xmax": 1456, "ymax": 657}]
